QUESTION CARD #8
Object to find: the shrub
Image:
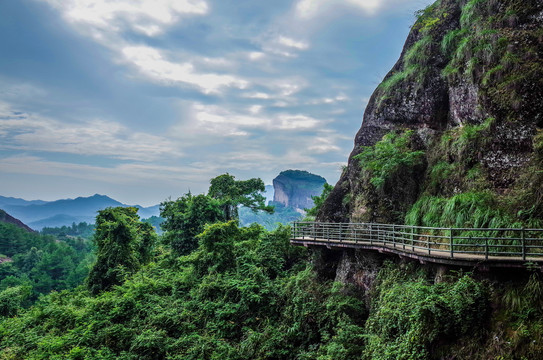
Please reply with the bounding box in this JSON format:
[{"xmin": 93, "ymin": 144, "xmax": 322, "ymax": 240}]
[{"xmin": 354, "ymin": 130, "xmax": 425, "ymax": 189}]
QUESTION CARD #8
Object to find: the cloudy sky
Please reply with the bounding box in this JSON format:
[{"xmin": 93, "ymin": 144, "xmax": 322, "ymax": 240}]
[{"xmin": 0, "ymin": 0, "xmax": 433, "ymax": 206}]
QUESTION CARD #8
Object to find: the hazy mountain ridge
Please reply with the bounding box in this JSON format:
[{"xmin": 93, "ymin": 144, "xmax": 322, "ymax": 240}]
[
  {"xmin": 1, "ymin": 194, "xmax": 160, "ymax": 230},
  {"xmin": 0, "ymin": 196, "xmax": 48, "ymax": 207},
  {"xmin": 2, "ymin": 173, "xmax": 306, "ymax": 231}
]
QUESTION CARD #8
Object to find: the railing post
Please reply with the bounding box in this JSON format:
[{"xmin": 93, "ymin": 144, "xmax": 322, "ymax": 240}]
[
  {"xmin": 402, "ymin": 226, "xmax": 406, "ymax": 250},
  {"xmin": 312, "ymin": 222, "xmax": 316, "ymax": 241},
  {"xmin": 428, "ymin": 233, "xmax": 431, "ymax": 255},
  {"xmin": 411, "ymin": 226, "xmax": 415, "ymax": 252},
  {"xmin": 393, "ymin": 224, "xmax": 396, "ymax": 248},
  {"xmin": 450, "ymin": 228, "xmax": 454, "ymax": 259},
  {"xmin": 340, "ymin": 223, "xmax": 343, "ymax": 243},
  {"xmin": 370, "ymin": 224, "xmax": 373, "ymax": 246},
  {"xmin": 354, "ymin": 227, "xmax": 358, "ymax": 244},
  {"xmin": 522, "ymin": 228, "xmax": 526, "ymax": 261},
  {"xmin": 485, "ymin": 237, "xmax": 488, "ymax": 260}
]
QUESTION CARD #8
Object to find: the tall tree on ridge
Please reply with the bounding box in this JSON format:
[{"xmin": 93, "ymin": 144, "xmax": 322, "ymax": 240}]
[{"xmin": 208, "ymin": 173, "xmax": 274, "ymax": 221}]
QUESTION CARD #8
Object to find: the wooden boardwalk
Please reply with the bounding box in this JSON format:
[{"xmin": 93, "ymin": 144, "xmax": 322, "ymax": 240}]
[{"xmin": 291, "ymin": 222, "xmax": 543, "ymax": 268}]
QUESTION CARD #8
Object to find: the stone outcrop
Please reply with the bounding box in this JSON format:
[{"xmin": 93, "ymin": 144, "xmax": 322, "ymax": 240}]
[
  {"xmin": 273, "ymin": 170, "xmax": 326, "ymax": 211},
  {"xmin": 319, "ymin": 0, "xmax": 543, "ymax": 226}
]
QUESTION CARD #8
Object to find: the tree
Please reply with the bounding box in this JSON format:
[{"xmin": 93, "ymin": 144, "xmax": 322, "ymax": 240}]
[
  {"xmin": 137, "ymin": 222, "xmax": 157, "ymax": 265},
  {"xmin": 161, "ymin": 193, "xmax": 225, "ymax": 255},
  {"xmin": 0, "ymin": 285, "xmax": 31, "ymax": 317},
  {"xmin": 86, "ymin": 207, "xmax": 153, "ymax": 294},
  {"xmin": 208, "ymin": 174, "xmax": 274, "ymax": 221},
  {"xmin": 192, "ymin": 220, "xmax": 239, "ymax": 276}
]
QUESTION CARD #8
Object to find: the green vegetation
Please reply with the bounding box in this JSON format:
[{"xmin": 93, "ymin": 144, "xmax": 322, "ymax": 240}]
[
  {"xmin": 376, "ymin": 0, "xmax": 451, "ymax": 106},
  {"xmin": 161, "ymin": 174, "xmax": 274, "ymax": 255},
  {"xmin": 364, "ymin": 262, "xmax": 489, "ymax": 360},
  {"xmin": 208, "ymin": 173, "xmax": 274, "ymax": 221},
  {"xmin": 404, "ymin": 115, "xmax": 543, "ymax": 239},
  {"xmin": 355, "ymin": 130, "xmax": 425, "ymax": 189},
  {"xmin": 0, "ymin": 192, "xmax": 369, "ymax": 359},
  {"xmin": 305, "ymin": 183, "xmax": 334, "ymax": 218},
  {"xmin": 413, "ymin": 1, "xmax": 445, "ymax": 33},
  {"xmin": 87, "ymin": 207, "xmax": 156, "ymax": 294},
  {"xmin": 404, "ymin": 191, "xmax": 520, "ymax": 229},
  {"xmin": 0, "ymin": 222, "xmax": 94, "ymax": 304},
  {"xmin": 403, "ymin": 35, "xmax": 433, "ymax": 70},
  {"xmin": 439, "ymin": 0, "xmax": 543, "ymax": 121},
  {"xmin": 432, "ymin": 117, "xmax": 494, "ymax": 171},
  {"xmin": 2, "ymin": 0, "xmax": 543, "ymax": 356},
  {"xmin": 377, "ymin": 34, "xmax": 433, "ymax": 104},
  {"xmin": 41, "ymin": 222, "xmax": 95, "ymax": 240},
  {"xmin": 1, "ymin": 175, "xmax": 543, "ymax": 358},
  {"xmin": 275, "ymin": 170, "xmax": 326, "ymax": 184},
  {"xmin": 161, "ymin": 193, "xmax": 225, "ymax": 255}
]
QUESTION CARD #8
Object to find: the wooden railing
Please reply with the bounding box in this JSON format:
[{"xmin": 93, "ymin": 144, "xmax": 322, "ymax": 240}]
[{"xmin": 291, "ymin": 222, "xmax": 543, "ymax": 263}]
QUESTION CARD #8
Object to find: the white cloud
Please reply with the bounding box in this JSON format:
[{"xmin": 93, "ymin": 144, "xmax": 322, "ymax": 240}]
[
  {"xmin": 243, "ymin": 92, "xmax": 272, "ymax": 99},
  {"xmin": 277, "ymin": 36, "xmax": 309, "ymax": 50},
  {"xmin": 43, "ymin": 0, "xmax": 209, "ymax": 36},
  {"xmin": 256, "ymin": 35, "xmax": 310, "ymax": 59},
  {"xmin": 273, "ymin": 101, "xmax": 289, "ymax": 108},
  {"xmin": 172, "ymin": 103, "xmax": 325, "ymax": 140},
  {"xmin": 121, "ymin": 46, "xmax": 248, "ymax": 94},
  {"xmin": 0, "ymin": 102, "xmax": 182, "ymax": 161},
  {"xmin": 308, "ymin": 137, "xmax": 341, "ymax": 153},
  {"xmin": 277, "ymin": 114, "xmax": 320, "ymax": 130},
  {"xmin": 308, "ymin": 94, "xmax": 350, "ymax": 105},
  {"xmin": 248, "ymin": 52, "xmax": 266, "ymax": 61},
  {"xmin": 248, "ymin": 105, "xmax": 262, "ymax": 114},
  {"xmin": 40, "ymin": 0, "xmax": 250, "ymax": 96}
]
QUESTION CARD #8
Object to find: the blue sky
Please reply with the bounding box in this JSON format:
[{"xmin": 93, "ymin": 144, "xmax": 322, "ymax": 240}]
[{"xmin": 0, "ymin": 0, "xmax": 433, "ymax": 206}]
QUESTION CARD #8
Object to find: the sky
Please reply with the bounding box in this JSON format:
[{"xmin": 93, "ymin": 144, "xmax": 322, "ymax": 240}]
[{"xmin": 0, "ymin": 0, "xmax": 434, "ymax": 206}]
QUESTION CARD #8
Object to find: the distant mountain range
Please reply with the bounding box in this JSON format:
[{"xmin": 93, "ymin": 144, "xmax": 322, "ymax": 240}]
[
  {"xmin": 0, "ymin": 194, "xmax": 160, "ymax": 231},
  {"xmin": 1, "ymin": 170, "xmax": 322, "ymax": 232}
]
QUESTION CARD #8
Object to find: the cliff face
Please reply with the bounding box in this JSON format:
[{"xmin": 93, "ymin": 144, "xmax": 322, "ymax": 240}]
[
  {"xmin": 319, "ymin": 0, "xmax": 543, "ymax": 227},
  {"xmin": 273, "ymin": 170, "xmax": 326, "ymax": 211}
]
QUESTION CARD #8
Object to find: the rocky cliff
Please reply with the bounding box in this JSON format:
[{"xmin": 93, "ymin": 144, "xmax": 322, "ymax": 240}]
[
  {"xmin": 319, "ymin": 0, "xmax": 543, "ymax": 228},
  {"xmin": 0, "ymin": 209, "xmax": 35, "ymax": 233},
  {"xmin": 273, "ymin": 170, "xmax": 326, "ymax": 211}
]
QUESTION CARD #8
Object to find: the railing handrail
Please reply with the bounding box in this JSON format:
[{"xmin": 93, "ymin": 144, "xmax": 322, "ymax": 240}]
[
  {"xmin": 290, "ymin": 221, "xmax": 543, "ymax": 263},
  {"xmin": 292, "ymin": 221, "xmax": 543, "ymax": 232}
]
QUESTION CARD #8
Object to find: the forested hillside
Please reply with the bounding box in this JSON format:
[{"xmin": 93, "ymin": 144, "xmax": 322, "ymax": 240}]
[{"xmin": 0, "ymin": 221, "xmax": 94, "ymax": 304}]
